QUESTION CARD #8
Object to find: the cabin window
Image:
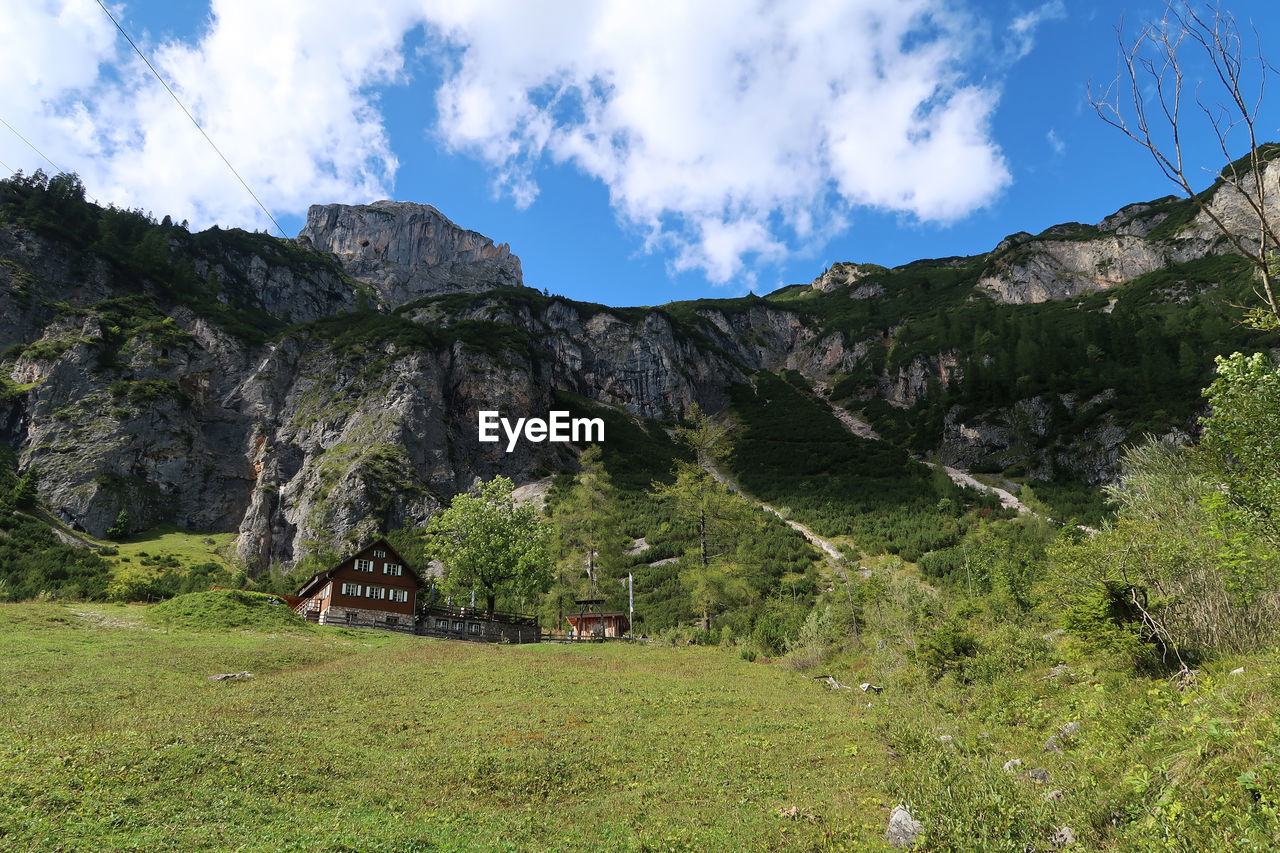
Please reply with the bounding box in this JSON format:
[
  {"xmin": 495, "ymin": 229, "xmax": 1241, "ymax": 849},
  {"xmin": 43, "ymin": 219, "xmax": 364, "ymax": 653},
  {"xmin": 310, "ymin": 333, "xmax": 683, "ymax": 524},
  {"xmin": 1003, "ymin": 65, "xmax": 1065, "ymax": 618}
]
[
  {"xmin": 468, "ymin": 623, "xmax": 481, "ymax": 635},
  {"xmin": 365, "ymin": 586, "xmax": 386, "ymax": 600},
  {"xmin": 355, "ymin": 559, "xmax": 374, "ymax": 572},
  {"xmin": 388, "ymin": 589, "xmax": 408, "ymax": 603},
  {"xmin": 341, "ymin": 583, "xmax": 362, "ymax": 596},
  {"xmin": 385, "ymin": 615, "xmax": 399, "ymax": 626},
  {"xmin": 436, "ymin": 618, "xmax": 448, "ymax": 629},
  {"xmin": 373, "ymin": 550, "xmax": 387, "ymax": 558},
  {"xmin": 383, "ymin": 563, "xmax": 402, "ymax": 576},
  {"xmin": 452, "ymin": 621, "xmax": 464, "ymax": 632}
]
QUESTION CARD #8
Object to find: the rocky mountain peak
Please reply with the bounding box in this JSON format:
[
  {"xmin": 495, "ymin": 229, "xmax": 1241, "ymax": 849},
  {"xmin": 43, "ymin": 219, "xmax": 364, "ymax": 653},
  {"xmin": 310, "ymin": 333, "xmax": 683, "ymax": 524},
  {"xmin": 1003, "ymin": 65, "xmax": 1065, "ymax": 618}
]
[
  {"xmin": 299, "ymin": 200, "xmax": 524, "ymax": 304},
  {"xmin": 810, "ymin": 262, "xmax": 879, "ymax": 293}
]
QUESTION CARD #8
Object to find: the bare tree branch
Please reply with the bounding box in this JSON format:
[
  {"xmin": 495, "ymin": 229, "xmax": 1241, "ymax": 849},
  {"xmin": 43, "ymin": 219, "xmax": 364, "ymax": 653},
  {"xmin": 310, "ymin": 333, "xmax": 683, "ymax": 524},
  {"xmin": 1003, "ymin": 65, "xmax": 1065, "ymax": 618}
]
[{"xmin": 1089, "ymin": 0, "xmax": 1280, "ymax": 327}]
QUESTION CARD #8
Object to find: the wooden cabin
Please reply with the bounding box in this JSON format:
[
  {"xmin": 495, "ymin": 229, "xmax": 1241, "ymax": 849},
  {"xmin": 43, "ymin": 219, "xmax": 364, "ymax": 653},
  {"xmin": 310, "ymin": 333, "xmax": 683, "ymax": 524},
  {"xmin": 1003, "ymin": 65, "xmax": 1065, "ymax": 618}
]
[
  {"xmin": 566, "ymin": 611, "xmax": 630, "ymax": 639},
  {"xmin": 294, "ymin": 538, "xmax": 420, "ymax": 633}
]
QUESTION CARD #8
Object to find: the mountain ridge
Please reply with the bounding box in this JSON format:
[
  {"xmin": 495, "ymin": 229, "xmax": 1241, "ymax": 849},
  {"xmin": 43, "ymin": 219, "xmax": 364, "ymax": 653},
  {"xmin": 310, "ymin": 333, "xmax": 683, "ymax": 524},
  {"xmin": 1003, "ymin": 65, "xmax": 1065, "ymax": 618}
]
[{"xmin": 0, "ymin": 157, "xmax": 1274, "ymax": 569}]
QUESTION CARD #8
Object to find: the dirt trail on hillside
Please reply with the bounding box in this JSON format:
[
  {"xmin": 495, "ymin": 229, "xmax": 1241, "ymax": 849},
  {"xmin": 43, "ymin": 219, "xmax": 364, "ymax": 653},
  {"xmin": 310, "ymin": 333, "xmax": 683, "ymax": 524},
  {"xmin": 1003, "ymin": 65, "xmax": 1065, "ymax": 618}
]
[
  {"xmin": 813, "ymin": 392, "xmax": 1033, "ymax": 516},
  {"xmin": 922, "ymin": 463, "xmax": 1031, "ymax": 514},
  {"xmin": 812, "ymin": 385, "xmax": 882, "ymax": 441},
  {"xmin": 699, "ymin": 456, "xmax": 844, "ymax": 565}
]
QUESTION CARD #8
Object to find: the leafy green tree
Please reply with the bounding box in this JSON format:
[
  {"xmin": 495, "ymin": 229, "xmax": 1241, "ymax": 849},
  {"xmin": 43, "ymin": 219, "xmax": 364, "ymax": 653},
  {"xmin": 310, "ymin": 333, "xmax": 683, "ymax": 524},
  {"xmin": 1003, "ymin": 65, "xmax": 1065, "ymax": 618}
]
[
  {"xmin": 652, "ymin": 404, "xmax": 757, "ymax": 629},
  {"xmin": 1201, "ymin": 351, "xmax": 1280, "ymax": 542},
  {"xmin": 426, "ymin": 476, "xmax": 552, "ymax": 613}
]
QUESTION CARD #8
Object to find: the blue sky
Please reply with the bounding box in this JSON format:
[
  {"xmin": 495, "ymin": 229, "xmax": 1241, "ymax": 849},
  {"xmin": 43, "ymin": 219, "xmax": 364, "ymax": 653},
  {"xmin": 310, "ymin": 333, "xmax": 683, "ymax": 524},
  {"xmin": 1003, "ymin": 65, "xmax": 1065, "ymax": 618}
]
[{"xmin": 3, "ymin": 1, "xmax": 1279, "ymax": 306}]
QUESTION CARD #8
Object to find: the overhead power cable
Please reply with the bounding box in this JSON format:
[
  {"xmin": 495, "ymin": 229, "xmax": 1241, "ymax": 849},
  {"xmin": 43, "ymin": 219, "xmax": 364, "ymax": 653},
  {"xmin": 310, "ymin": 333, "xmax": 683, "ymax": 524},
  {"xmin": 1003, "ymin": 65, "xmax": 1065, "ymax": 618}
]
[
  {"xmin": 94, "ymin": 0, "xmax": 287, "ymax": 238},
  {"xmin": 0, "ymin": 115, "xmax": 101, "ymax": 203},
  {"xmin": 0, "ymin": 115, "xmax": 66, "ymax": 174}
]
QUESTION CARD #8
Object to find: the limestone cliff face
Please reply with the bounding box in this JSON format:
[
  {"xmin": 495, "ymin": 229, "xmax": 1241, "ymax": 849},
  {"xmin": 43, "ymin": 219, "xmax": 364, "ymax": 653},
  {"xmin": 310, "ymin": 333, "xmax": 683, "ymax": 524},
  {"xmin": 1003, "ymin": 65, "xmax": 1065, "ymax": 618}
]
[
  {"xmin": 977, "ymin": 234, "xmax": 1172, "ymax": 304},
  {"xmin": 0, "ymin": 207, "xmax": 790, "ymax": 568},
  {"xmin": 299, "ymin": 201, "xmax": 524, "ymax": 302},
  {"xmin": 937, "ymin": 394, "xmax": 1130, "ymax": 484},
  {"xmin": 877, "ymin": 353, "xmax": 962, "ymax": 408},
  {"xmin": 976, "ymin": 158, "xmax": 1280, "ymax": 305}
]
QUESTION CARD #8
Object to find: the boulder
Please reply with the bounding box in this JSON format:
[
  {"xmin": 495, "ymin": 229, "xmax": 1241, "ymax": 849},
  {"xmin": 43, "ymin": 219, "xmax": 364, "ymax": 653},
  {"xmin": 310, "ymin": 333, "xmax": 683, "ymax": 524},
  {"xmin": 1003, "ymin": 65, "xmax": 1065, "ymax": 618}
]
[{"xmin": 886, "ymin": 805, "xmax": 923, "ymax": 849}]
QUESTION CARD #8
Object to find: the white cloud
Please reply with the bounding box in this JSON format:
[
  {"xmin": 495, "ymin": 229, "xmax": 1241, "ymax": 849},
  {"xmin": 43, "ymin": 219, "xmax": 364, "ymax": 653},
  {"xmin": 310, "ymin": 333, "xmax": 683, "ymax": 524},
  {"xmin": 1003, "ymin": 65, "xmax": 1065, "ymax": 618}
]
[
  {"xmin": 1008, "ymin": 1, "xmax": 1066, "ymax": 61},
  {"xmin": 1047, "ymin": 128, "xmax": 1066, "ymax": 155},
  {"xmin": 2, "ymin": 0, "xmax": 1040, "ymax": 284},
  {"xmin": 0, "ymin": 0, "xmax": 415, "ymax": 230},
  {"xmin": 425, "ymin": 0, "xmax": 1013, "ymax": 283}
]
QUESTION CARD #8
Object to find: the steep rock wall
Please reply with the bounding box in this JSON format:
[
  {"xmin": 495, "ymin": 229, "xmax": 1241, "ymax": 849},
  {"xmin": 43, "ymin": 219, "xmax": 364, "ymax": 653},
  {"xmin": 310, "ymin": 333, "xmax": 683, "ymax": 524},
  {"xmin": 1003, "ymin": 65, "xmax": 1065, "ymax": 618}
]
[{"xmin": 300, "ymin": 201, "xmax": 524, "ymax": 302}]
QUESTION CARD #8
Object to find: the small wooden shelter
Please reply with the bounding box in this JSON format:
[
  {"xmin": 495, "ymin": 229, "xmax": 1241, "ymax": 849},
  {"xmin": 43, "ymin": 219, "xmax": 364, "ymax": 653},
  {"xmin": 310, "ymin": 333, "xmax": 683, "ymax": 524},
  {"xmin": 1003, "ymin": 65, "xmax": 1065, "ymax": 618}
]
[{"xmin": 566, "ymin": 610, "xmax": 630, "ymax": 639}]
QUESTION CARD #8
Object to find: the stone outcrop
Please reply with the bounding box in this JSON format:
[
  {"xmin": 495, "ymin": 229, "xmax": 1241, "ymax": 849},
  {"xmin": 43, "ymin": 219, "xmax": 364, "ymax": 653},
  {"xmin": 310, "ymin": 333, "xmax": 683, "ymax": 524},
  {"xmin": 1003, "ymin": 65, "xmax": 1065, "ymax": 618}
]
[
  {"xmin": 937, "ymin": 394, "xmax": 1131, "ymax": 484},
  {"xmin": 977, "ymin": 235, "xmax": 1170, "ymax": 304},
  {"xmin": 877, "ymin": 353, "xmax": 961, "ymax": 408},
  {"xmin": 299, "ymin": 201, "xmax": 524, "ymax": 302},
  {"xmin": 886, "ymin": 805, "xmax": 923, "ymax": 848},
  {"xmin": 810, "ymin": 262, "xmax": 882, "ymax": 294},
  {"xmin": 978, "ymin": 157, "xmax": 1280, "ymax": 305}
]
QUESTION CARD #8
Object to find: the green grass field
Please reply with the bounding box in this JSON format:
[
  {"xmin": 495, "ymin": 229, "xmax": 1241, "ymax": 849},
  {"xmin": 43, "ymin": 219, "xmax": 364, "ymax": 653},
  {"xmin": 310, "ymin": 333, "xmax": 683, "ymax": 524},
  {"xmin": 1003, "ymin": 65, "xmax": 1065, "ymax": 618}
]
[{"xmin": 0, "ymin": 599, "xmax": 886, "ymax": 852}]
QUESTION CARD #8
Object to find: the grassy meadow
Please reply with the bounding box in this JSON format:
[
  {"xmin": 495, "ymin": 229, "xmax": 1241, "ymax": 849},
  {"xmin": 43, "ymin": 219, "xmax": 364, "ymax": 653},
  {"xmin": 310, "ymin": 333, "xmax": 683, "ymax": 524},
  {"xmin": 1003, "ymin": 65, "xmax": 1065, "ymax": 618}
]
[{"xmin": 0, "ymin": 598, "xmax": 886, "ymax": 852}]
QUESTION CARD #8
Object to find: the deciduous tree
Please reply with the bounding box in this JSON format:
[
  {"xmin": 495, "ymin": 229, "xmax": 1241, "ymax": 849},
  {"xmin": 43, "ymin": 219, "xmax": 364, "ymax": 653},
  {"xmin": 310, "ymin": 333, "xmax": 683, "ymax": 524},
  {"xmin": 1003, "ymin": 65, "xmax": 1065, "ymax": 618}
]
[
  {"xmin": 426, "ymin": 476, "xmax": 552, "ymax": 613},
  {"xmin": 1200, "ymin": 351, "xmax": 1280, "ymax": 542}
]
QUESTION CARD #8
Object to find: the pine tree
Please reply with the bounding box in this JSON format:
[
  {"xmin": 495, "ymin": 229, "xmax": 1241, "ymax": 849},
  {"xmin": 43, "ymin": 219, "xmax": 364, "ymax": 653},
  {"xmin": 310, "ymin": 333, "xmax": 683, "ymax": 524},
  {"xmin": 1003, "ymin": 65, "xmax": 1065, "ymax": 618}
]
[
  {"xmin": 106, "ymin": 509, "xmax": 131, "ymax": 541},
  {"xmin": 651, "ymin": 404, "xmax": 756, "ymax": 630},
  {"xmin": 11, "ymin": 468, "xmax": 37, "ymax": 510},
  {"xmin": 550, "ymin": 445, "xmax": 624, "ymax": 629}
]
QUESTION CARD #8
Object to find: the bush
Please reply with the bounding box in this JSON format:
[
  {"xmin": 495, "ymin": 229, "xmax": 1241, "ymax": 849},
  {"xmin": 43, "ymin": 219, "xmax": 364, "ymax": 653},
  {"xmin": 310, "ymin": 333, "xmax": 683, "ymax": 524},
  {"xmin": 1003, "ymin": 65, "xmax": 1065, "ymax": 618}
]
[
  {"xmin": 785, "ymin": 605, "xmax": 840, "ymax": 670},
  {"xmin": 917, "ymin": 617, "xmax": 979, "ymax": 680}
]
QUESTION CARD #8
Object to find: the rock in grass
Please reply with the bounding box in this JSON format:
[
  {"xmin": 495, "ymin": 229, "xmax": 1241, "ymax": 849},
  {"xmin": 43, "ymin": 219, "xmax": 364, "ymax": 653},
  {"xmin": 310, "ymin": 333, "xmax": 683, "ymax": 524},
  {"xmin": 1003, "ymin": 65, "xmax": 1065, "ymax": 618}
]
[
  {"xmin": 886, "ymin": 805, "xmax": 923, "ymax": 848},
  {"xmin": 1040, "ymin": 664, "xmax": 1071, "ymax": 681},
  {"xmin": 1044, "ymin": 789, "xmax": 1065, "ymax": 802},
  {"xmin": 1003, "ymin": 759, "xmax": 1023, "ymax": 772},
  {"xmin": 1051, "ymin": 825, "xmax": 1076, "ymax": 847},
  {"xmin": 1058, "ymin": 721, "xmax": 1081, "ymax": 738},
  {"xmin": 209, "ymin": 671, "xmax": 253, "ymax": 682},
  {"xmin": 1044, "ymin": 735, "xmax": 1063, "ymax": 754},
  {"xmin": 1028, "ymin": 768, "xmax": 1051, "ymax": 784}
]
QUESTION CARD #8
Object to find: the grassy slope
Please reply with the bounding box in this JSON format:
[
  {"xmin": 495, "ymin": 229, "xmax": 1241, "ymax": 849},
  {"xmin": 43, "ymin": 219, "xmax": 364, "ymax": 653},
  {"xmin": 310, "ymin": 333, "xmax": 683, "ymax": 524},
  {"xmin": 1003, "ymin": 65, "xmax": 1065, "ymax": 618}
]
[
  {"xmin": 860, "ymin": 615, "xmax": 1280, "ymax": 851},
  {"xmin": 107, "ymin": 525, "xmax": 237, "ymax": 570},
  {"xmin": 0, "ymin": 601, "xmax": 885, "ymax": 852}
]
